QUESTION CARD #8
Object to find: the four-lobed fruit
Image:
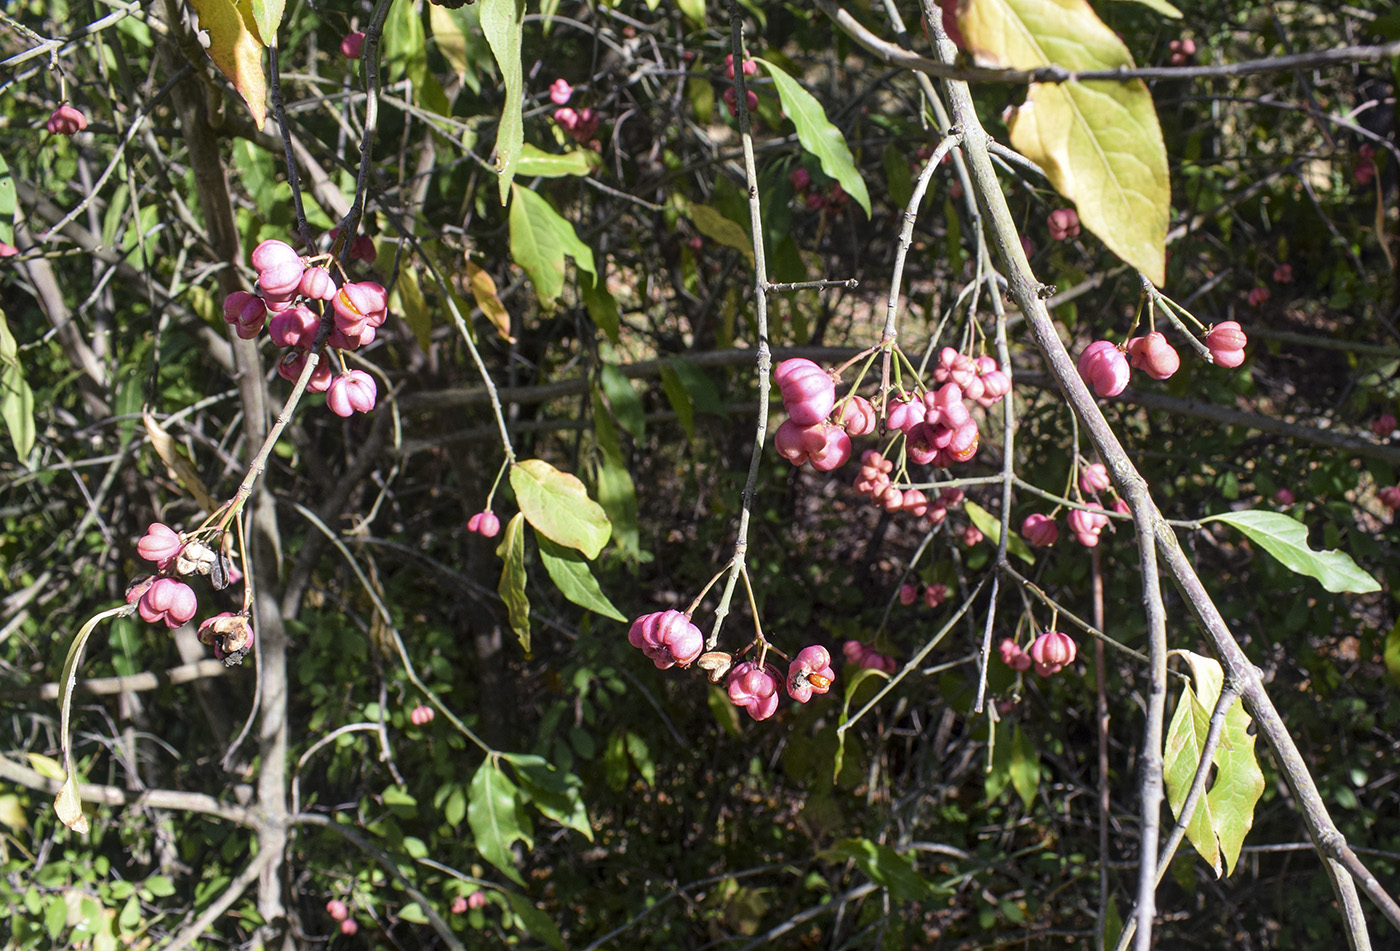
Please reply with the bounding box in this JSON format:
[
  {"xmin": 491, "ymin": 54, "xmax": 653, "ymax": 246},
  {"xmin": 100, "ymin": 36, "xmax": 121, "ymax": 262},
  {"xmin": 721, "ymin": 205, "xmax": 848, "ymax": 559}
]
[
  {"xmin": 326, "ymin": 370, "xmax": 378, "ymax": 417},
  {"xmin": 1068, "ymin": 507, "xmax": 1110, "ymax": 547},
  {"xmin": 47, "ymin": 104, "xmax": 87, "ymax": 136},
  {"xmin": 1030, "ymin": 631, "xmax": 1077, "ymax": 676},
  {"xmin": 1078, "ymin": 340, "xmax": 1131, "ymax": 398},
  {"xmin": 1047, "ymin": 208, "xmax": 1080, "ymax": 241},
  {"xmin": 628, "ymin": 610, "xmax": 704, "ymax": 669},
  {"xmin": 786, "ymin": 646, "xmax": 835, "ymax": 703},
  {"xmin": 727, "ymin": 661, "xmax": 783, "ymax": 720},
  {"xmin": 409, "ymin": 705, "xmax": 434, "ymax": 726},
  {"xmin": 1125, "ymin": 332, "xmax": 1180, "ymax": 381},
  {"xmin": 1205, "ymin": 322, "xmax": 1248, "ymax": 368},
  {"xmin": 1021, "ymin": 513, "xmax": 1058, "ymax": 547},
  {"xmin": 468, "ymin": 510, "xmax": 501, "ymax": 538}
]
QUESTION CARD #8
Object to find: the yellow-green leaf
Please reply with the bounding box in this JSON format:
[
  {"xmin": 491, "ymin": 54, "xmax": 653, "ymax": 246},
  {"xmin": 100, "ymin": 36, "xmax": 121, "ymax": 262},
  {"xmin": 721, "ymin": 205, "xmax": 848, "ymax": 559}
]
[
  {"xmin": 248, "ymin": 0, "xmax": 284, "ymax": 45},
  {"xmin": 481, "ymin": 0, "xmax": 525, "ymax": 203},
  {"xmin": 496, "ymin": 513, "xmax": 531, "ymax": 653},
  {"xmin": 516, "ymin": 143, "xmax": 598, "ymax": 178},
  {"xmin": 465, "ymin": 260, "xmax": 515, "ymax": 342},
  {"xmin": 1164, "ymin": 679, "xmax": 1221, "ymax": 875},
  {"xmin": 394, "ymin": 266, "xmax": 432, "ymax": 352},
  {"xmin": 468, "ymin": 759, "xmax": 526, "ymax": 884},
  {"xmin": 509, "ymin": 459, "xmax": 611, "ymax": 558},
  {"xmin": 508, "ymin": 185, "xmax": 596, "ymax": 305},
  {"xmin": 682, "ymin": 202, "xmax": 753, "ymax": 266},
  {"xmin": 958, "ymin": 0, "xmax": 1168, "ymax": 285},
  {"xmin": 143, "ymin": 408, "xmax": 217, "ymax": 512},
  {"xmin": 965, "ymin": 500, "xmax": 1036, "ymax": 565},
  {"xmin": 187, "ymin": 0, "xmax": 268, "ymax": 129},
  {"xmin": 535, "ymin": 533, "xmax": 627, "ymax": 622}
]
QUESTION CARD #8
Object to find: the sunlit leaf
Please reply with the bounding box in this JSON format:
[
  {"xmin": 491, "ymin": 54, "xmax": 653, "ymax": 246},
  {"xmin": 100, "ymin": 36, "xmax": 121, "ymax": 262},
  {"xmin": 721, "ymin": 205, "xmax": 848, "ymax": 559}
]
[
  {"xmin": 502, "ymin": 890, "xmax": 565, "ymax": 950},
  {"xmin": 1164, "ymin": 679, "xmax": 1221, "ymax": 875},
  {"xmin": 509, "ymin": 459, "xmax": 611, "ymax": 558},
  {"xmin": 1204, "ymin": 510, "xmax": 1380, "ymax": 594},
  {"xmin": 516, "ymin": 144, "xmax": 598, "ymax": 178},
  {"xmin": 54, "ymin": 606, "xmax": 130, "ymax": 834},
  {"xmin": 755, "ymin": 59, "xmax": 871, "ymax": 218},
  {"xmin": 508, "ymin": 185, "xmax": 596, "ymax": 305},
  {"xmin": 682, "ymin": 202, "xmax": 753, "ymax": 265},
  {"xmin": 502, "ymin": 752, "xmax": 594, "ymax": 841},
  {"xmin": 535, "ymin": 533, "xmax": 626, "ymax": 622},
  {"xmin": 468, "ymin": 759, "xmax": 525, "ymax": 884},
  {"xmin": 957, "ymin": 0, "xmax": 1169, "ymax": 284},
  {"xmin": 965, "ymin": 500, "xmax": 1035, "ymax": 565},
  {"xmin": 248, "ymin": 0, "xmax": 284, "ymax": 45},
  {"xmin": 187, "ymin": 0, "xmax": 268, "ymax": 128},
  {"xmin": 819, "ymin": 838, "xmax": 931, "ymax": 902},
  {"xmin": 1, "ymin": 362, "xmax": 34, "ymax": 458},
  {"xmin": 143, "ymin": 408, "xmax": 217, "ymax": 511}
]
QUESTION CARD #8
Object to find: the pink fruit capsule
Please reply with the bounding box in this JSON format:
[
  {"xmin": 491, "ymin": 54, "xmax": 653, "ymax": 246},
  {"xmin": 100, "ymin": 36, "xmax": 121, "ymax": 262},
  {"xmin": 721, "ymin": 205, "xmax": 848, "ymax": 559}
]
[{"xmin": 1078, "ymin": 340, "xmax": 1131, "ymax": 398}]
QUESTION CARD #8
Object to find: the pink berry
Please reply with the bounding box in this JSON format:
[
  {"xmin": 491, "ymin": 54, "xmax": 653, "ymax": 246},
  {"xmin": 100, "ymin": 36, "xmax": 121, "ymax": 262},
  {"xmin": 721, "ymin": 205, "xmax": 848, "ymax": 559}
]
[
  {"xmin": 1113, "ymin": 498, "xmax": 1131, "ymax": 516},
  {"xmin": 774, "ymin": 358, "xmax": 835, "ymax": 426},
  {"xmin": 727, "ymin": 661, "xmax": 782, "ymax": 720},
  {"xmin": 999, "ymin": 638, "xmax": 1032, "ymax": 672},
  {"xmin": 46, "ymin": 104, "xmax": 88, "ymax": 136},
  {"xmin": 859, "ymin": 648, "xmax": 896, "ymax": 675},
  {"xmin": 1047, "ymin": 208, "xmax": 1080, "ymax": 241},
  {"xmin": 268, "ymin": 305, "xmax": 320, "ymax": 349},
  {"xmin": 333, "ymin": 281, "xmax": 389, "ymax": 333},
  {"xmin": 468, "ymin": 510, "xmax": 502, "ymax": 538},
  {"xmin": 1021, "ymin": 514, "xmax": 1058, "ymax": 547},
  {"xmin": 1371, "ymin": 414, "xmax": 1396, "ymax": 439},
  {"xmin": 326, "ymin": 899, "xmax": 348, "ymax": 921},
  {"xmin": 940, "ymin": 487, "xmax": 964, "ymax": 506},
  {"xmin": 138, "ymin": 578, "xmax": 198, "ymax": 628},
  {"xmin": 899, "ymin": 584, "xmax": 918, "ymax": 606},
  {"xmin": 553, "ymin": 107, "xmax": 579, "ymax": 132},
  {"xmin": 451, "ymin": 896, "xmax": 468, "ymax": 914},
  {"xmin": 789, "ymin": 167, "xmax": 811, "ymax": 192},
  {"xmin": 549, "ymin": 78, "xmax": 573, "ymax": 105},
  {"xmin": 137, "ymin": 522, "xmax": 183, "ymax": 570},
  {"xmin": 277, "ymin": 350, "xmax": 334, "ymax": 392},
  {"xmin": 1379, "ymin": 486, "xmax": 1400, "ymax": 511},
  {"xmin": 222, "ymin": 291, "xmax": 267, "ymax": 340},
  {"xmin": 1205, "ymin": 321, "xmax": 1247, "ymax": 368},
  {"xmin": 1247, "ymin": 286, "xmax": 1270, "ymax": 308},
  {"xmin": 1067, "ymin": 508, "xmax": 1109, "ymax": 547},
  {"xmin": 409, "ymin": 704, "xmax": 434, "ymax": 726},
  {"xmin": 962, "ymin": 525, "xmax": 983, "ymax": 547},
  {"xmin": 1078, "ymin": 340, "xmax": 1131, "ymax": 398},
  {"xmin": 340, "ymin": 918, "xmax": 358, "ymax": 936},
  {"xmin": 1273, "ymin": 488, "xmax": 1295, "ymax": 505},
  {"xmin": 1079, "ymin": 463, "xmax": 1110, "ymax": 495},
  {"xmin": 1030, "ymin": 630, "xmax": 1077, "ymax": 676},
  {"xmin": 1125, "ymin": 332, "xmax": 1180, "ymax": 381},
  {"xmin": 0, "ymin": 241, "xmax": 17, "ymax": 258},
  {"xmin": 326, "ymin": 370, "xmax": 378, "ymax": 417},
  {"xmin": 886, "ymin": 395, "xmax": 926, "ymax": 434},
  {"xmin": 299, "ymin": 268, "xmax": 337, "ymax": 301},
  {"xmin": 901, "ymin": 489, "xmax": 929, "ymax": 517},
  {"xmin": 340, "ymin": 31, "xmax": 365, "ymax": 59},
  {"xmin": 722, "ymin": 86, "xmax": 758, "ymax": 118},
  {"xmin": 327, "ymin": 322, "xmax": 376, "ymax": 352},
  {"xmin": 628, "ymin": 610, "xmax": 704, "ymax": 669},
  {"xmin": 808, "ymin": 426, "xmax": 852, "ymax": 472},
  {"xmin": 786, "ymin": 646, "xmax": 835, "ymax": 703},
  {"xmin": 1273, "ymin": 263, "xmax": 1293, "ymax": 284},
  {"xmin": 841, "ymin": 640, "xmax": 866, "ymax": 665},
  {"xmin": 837, "ymin": 395, "xmax": 877, "ymax": 437},
  {"xmin": 466, "ymin": 891, "xmax": 487, "ymax": 910},
  {"xmin": 923, "ymin": 583, "xmax": 947, "ymax": 608}
]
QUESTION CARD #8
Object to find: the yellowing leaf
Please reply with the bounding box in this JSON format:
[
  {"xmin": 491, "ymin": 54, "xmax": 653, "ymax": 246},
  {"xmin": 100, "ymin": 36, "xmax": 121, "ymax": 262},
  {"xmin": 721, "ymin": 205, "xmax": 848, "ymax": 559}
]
[
  {"xmin": 143, "ymin": 408, "xmax": 217, "ymax": 512},
  {"xmin": 466, "ymin": 260, "xmax": 515, "ymax": 342},
  {"xmin": 682, "ymin": 202, "xmax": 753, "ymax": 266},
  {"xmin": 188, "ymin": 0, "xmax": 268, "ymax": 129},
  {"xmin": 509, "ymin": 459, "xmax": 611, "ymax": 558},
  {"xmin": 958, "ymin": 0, "xmax": 1169, "ymax": 285}
]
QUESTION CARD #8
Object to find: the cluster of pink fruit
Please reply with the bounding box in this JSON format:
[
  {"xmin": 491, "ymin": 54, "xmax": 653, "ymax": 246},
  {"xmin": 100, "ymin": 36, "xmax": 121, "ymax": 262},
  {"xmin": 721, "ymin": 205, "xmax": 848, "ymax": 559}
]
[
  {"xmin": 468, "ymin": 510, "xmax": 501, "ymax": 538},
  {"xmin": 1168, "ymin": 37, "xmax": 1197, "ymax": 66},
  {"xmin": 773, "ymin": 359, "xmax": 860, "ymax": 470},
  {"xmin": 128, "ymin": 522, "xmax": 255, "ymax": 665},
  {"xmin": 1078, "ymin": 322, "xmax": 1247, "ymax": 398},
  {"xmin": 999, "ymin": 631, "xmax": 1077, "ymax": 677},
  {"xmin": 409, "ymin": 705, "xmax": 435, "ymax": 726},
  {"xmin": 626, "ymin": 610, "xmax": 836, "ymax": 721},
  {"xmin": 452, "ymin": 892, "xmax": 488, "ymax": 914},
  {"xmin": 899, "ymin": 582, "xmax": 948, "ymax": 608},
  {"xmin": 789, "ymin": 167, "xmax": 850, "ymax": 212},
  {"xmin": 549, "ymin": 79, "xmax": 600, "ymax": 145},
  {"xmin": 325, "ymin": 899, "xmax": 358, "ymax": 935},
  {"xmin": 853, "ymin": 453, "xmax": 965, "ymax": 521},
  {"xmin": 722, "ymin": 52, "xmax": 759, "ymax": 118},
  {"xmin": 222, "ymin": 239, "xmax": 385, "ymax": 417},
  {"xmin": 1047, "ymin": 208, "xmax": 1080, "ymax": 241},
  {"xmin": 842, "ymin": 640, "xmax": 896, "ymax": 674}
]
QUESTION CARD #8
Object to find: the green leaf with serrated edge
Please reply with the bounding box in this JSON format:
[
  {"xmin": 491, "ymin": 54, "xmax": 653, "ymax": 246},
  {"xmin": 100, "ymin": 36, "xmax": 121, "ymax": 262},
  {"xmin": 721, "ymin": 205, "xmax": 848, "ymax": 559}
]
[
  {"xmin": 187, "ymin": 0, "xmax": 267, "ymax": 128},
  {"xmin": 495, "ymin": 513, "xmax": 531, "ymax": 653},
  {"xmin": 516, "ymin": 143, "xmax": 598, "ymax": 177},
  {"xmin": 54, "ymin": 605, "xmax": 130, "ymax": 833},
  {"xmin": 481, "ymin": 0, "xmax": 524, "ymax": 203},
  {"xmin": 248, "ymin": 0, "xmax": 283, "ymax": 44},
  {"xmin": 819, "ymin": 838, "xmax": 929, "ymax": 902},
  {"xmin": 501, "ymin": 753, "xmax": 593, "ymax": 841},
  {"xmin": 1009, "ymin": 725, "xmax": 1041, "ymax": 809},
  {"xmin": 1203, "ymin": 510, "xmax": 1380, "ymax": 594},
  {"xmin": 958, "ymin": 0, "xmax": 1168, "ymax": 285},
  {"xmin": 754, "ymin": 59, "xmax": 871, "ymax": 218},
  {"xmin": 502, "ymin": 890, "xmax": 565, "ymax": 950},
  {"xmin": 508, "ymin": 185, "xmax": 596, "ymax": 304},
  {"xmin": 964, "ymin": 500, "xmax": 1035, "ymax": 565},
  {"xmin": 467, "ymin": 760, "xmax": 525, "ymax": 885},
  {"xmin": 1209, "ymin": 691, "xmax": 1264, "ymax": 876},
  {"xmin": 510, "ymin": 459, "xmax": 611, "ymax": 558},
  {"xmin": 1384, "ymin": 619, "xmax": 1400, "ymax": 686},
  {"xmin": 1, "ymin": 362, "xmax": 34, "ymax": 458},
  {"xmin": 833, "ymin": 667, "xmax": 887, "ymax": 783},
  {"xmin": 1164, "ymin": 680, "xmax": 1222, "ymax": 875},
  {"xmin": 535, "ymin": 532, "xmax": 627, "ymax": 622},
  {"xmin": 658, "ymin": 363, "xmax": 695, "ymax": 439},
  {"xmin": 599, "ymin": 364, "xmax": 644, "ymax": 440},
  {"xmin": 1111, "ymin": 0, "xmax": 1182, "ymax": 17}
]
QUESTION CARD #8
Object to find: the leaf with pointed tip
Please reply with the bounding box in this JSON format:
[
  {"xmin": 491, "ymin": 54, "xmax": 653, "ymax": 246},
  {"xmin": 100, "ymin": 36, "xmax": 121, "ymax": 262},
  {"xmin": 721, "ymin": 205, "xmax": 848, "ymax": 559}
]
[
  {"xmin": 481, "ymin": 0, "xmax": 525, "ymax": 203},
  {"xmin": 965, "ymin": 500, "xmax": 1035, "ymax": 565},
  {"xmin": 535, "ymin": 533, "xmax": 626, "ymax": 622},
  {"xmin": 248, "ymin": 0, "xmax": 284, "ymax": 44},
  {"xmin": 508, "ymin": 186, "xmax": 596, "ymax": 305},
  {"xmin": 468, "ymin": 759, "xmax": 525, "ymax": 884},
  {"xmin": 496, "ymin": 513, "xmax": 531, "ymax": 653},
  {"xmin": 187, "ymin": 0, "xmax": 268, "ymax": 128},
  {"xmin": 510, "ymin": 459, "xmax": 611, "ymax": 558},
  {"xmin": 1204, "ymin": 510, "xmax": 1380, "ymax": 594},
  {"xmin": 54, "ymin": 605, "xmax": 130, "ymax": 833}
]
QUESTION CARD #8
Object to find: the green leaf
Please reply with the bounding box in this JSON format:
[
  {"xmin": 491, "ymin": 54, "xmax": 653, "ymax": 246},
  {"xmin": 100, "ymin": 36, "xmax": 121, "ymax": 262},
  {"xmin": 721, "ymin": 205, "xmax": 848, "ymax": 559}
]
[
  {"xmin": 248, "ymin": 0, "xmax": 284, "ymax": 44},
  {"xmin": 187, "ymin": 0, "xmax": 268, "ymax": 128},
  {"xmin": 502, "ymin": 890, "xmax": 565, "ymax": 950},
  {"xmin": 957, "ymin": 0, "xmax": 1169, "ymax": 285},
  {"xmin": 1008, "ymin": 725, "xmax": 1040, "ymax": 808},
  {"xmin": 535, "ymin": 532, "xmax": 627, "ymax": 622},
  {"xmin": 501, "ymin": 753, "xmax": 594, "ymax": 841},
  {"xmin": 481, "ymin": 0, "xmax": 525, "ymax": 203},
  {"xmin": 707, "ymin": 685, "xmax": 742, "ymax": 738},
  {"xmin": 965, "ymin": 500, "xmax": 1035, "ymax": 565},
  {"xmin": 625, "ymin": 731, "xmax": 656, "ymax": 788},
  {"xmin": 468, "ymin": 759, "xmax": 526, "ymax": 885},
  {"xmin": 45, "ymin": 895, "xmax": 66, "ymax": 940},
  {"xmin": 819, "ymin": 838, "xmax": 930, "ymax": 902},
  {"xmin": 394, "ymin": 267, "xmax": 432, "ymax": 353},
  {"xmin": 495, "ymin": 513, "xmax": 531, "ymax": 653},
  {"xmin": 1, "ymin": 362, "xmax": 34, "ymax": 459},
  {"xmin": 754, "ymin": 59, "xmax": 871, "ymax": 218},
  {"xmin": 508, "ymin": 185, "xmax": 596, "ymax": 305},
  {"xmin": 581, "ymin": 273, "xmax": 619, "ymax": 344},
  {"xmin": 516, "ymin": 143, "xmax": 598, "ymax": 178},
  {"xmin": 658, "ymin": 363, "xmax": 694, "ymax": 439},
  {"xmin": 1203, "ymin": 510, "xmax": 1380, "ymax": 594},
  {"xmin": 1164, "ymin": 679, "xmax": 1222, "ymax": 875},
  {"xmin": 1384, "ymin": 618, "xmax": 1400, "ymax": 687},
  {"xmin": 0, "ymin": 309, "xmax": 17, "ymax": 366},
  {"xmin": 682, "ymin": 202, "xmax": 753, "ymax": 265},
  {"xmin": 599, "ymin": 364, "xmax": 644, "ymax": 440},
  {"xmin": 660, "ymin": 357, "xmax": 724, "ymax": 437},
  {"xmin": 429, "ymin": 4, "xmax": 491, "ymax": 96},
  {"xmin": 1111, "ymin": 0, "xmax": 1182, "ymax": 17},
  {"xmin": 675, "ymin": 0, "xmax": 705, "ymax": 26},
  {"xmin": 54, "ymin": 605, "xmax": 130, "ymax": 834},
  {"xmin": 833, "ymin": 667, "xmax": 887, "ymax": 783},
  {"xmin": 144, "ymin": 875, "xmax": 175, "ymax": 898},
  {"xmin": 1209, "ymin": 689, "xmax": 1264, "ymax": 877},
  {"xmin": 510, "ymin": 459, "xmax": 612, "ymax": 558}
]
